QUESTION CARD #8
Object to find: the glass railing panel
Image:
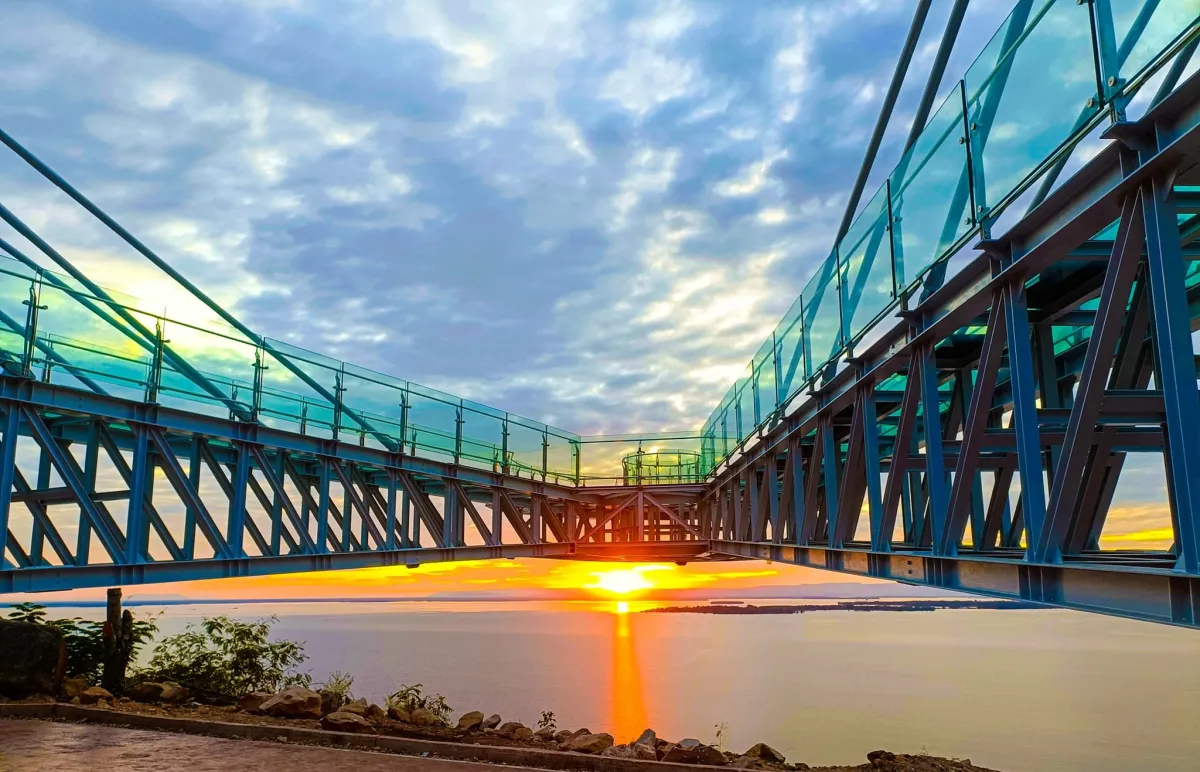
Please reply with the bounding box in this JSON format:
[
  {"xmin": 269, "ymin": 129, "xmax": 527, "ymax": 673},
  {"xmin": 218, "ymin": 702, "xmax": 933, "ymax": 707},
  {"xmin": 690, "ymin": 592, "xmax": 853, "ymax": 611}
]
[
  {"xmin": 964, "ymin": 0, "xmax": 1101, "ymax": 219},
  {"xmin": 406, "ymin": 383, "xmax": 460, "ymax": 461},
  {"xmin": 889, "ymin": 84, "xmax": 972, "ymax": 290},
  {"xmin": 156, "ymin": 325, "xmax": 258, "ymax": 420},
  {"xmin": 1107, "ymin": 0, "xmax": 1200, "ymax": 98},
  {"xmin": 507, "ymin": 416, "xmax": 546, "ymax": 479},
  {"xmin": 0, "ymin": 265, "xmax": 34, "ymax": 376},
  {"xmin": 340, "ymin": 363, "xmax": 408, "ymax": 450},
  {"xmin": 773, "ymin": 296, "xmax": 806, "ymax": 404},
  {"xmin": 260, "ymin": 338, "xmax": 340, "ymax": 439},
  {"xmin": 752, "ymin": 335, "xmax": 778, "ymax": 424},
  {"xmin": 838, "ymin": 184, "xmax": 896, "ymax": 344},
  {"xmin": 734, "ymin": 371, "xmax": 754, "ymax": 442},
  {"xmin": 461, "ymin": 399, "xmax": 506, "ymax": 471},
  {"xmin": 546, "ymin": 432, "xmax": 578, "ymax": 485},
  {"xmin": 35, "ymin": 280, "xmax": 158, "ymax": 402},
  {"xmin": 801, "ymin": 253, "xmax": 842, "ymax": 376}
]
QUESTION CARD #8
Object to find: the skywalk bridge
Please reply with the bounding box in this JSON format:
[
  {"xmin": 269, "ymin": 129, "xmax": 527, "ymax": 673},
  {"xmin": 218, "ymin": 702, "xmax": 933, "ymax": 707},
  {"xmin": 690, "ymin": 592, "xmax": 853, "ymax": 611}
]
[{"xmin": 3, "ymin": 0, "xmax": 1200, "ymax": 629}]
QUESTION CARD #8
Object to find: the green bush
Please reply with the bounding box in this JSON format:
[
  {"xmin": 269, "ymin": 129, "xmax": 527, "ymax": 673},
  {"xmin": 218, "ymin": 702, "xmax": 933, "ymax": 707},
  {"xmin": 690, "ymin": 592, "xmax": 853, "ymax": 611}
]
[
  {"xmin": 4, "ymin": 602, "xmax": 157, "ymax": 684},
  {"xmin": 386, "ymin": 683, "xmax": 452, "ymax": 724},
  {"xmin": 140, "ymin": 616, "xmax": 310, "ymax": 703},
  {"xmin": 318, "ymin": 670, "xmax": 355, "ymax": 703}
]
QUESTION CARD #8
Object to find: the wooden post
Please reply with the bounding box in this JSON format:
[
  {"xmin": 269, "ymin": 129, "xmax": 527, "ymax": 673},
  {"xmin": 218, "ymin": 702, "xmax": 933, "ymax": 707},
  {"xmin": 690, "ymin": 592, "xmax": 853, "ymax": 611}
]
[{"xmin": 101, "ymin": 587, "xmax": 133, "ymax": 694}]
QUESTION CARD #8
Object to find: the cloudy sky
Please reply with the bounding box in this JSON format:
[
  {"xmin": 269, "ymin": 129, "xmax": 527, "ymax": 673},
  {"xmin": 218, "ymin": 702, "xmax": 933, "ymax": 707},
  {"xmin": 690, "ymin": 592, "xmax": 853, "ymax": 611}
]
[{"xmin": 0, "ymin": 0, "xmax": 1022, "ymax": 437}]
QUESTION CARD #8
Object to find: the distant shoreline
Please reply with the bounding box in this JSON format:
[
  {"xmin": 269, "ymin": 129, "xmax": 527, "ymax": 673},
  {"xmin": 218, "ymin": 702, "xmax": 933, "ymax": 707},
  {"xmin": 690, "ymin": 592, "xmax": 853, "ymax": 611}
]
[{"xmin": 643, "ymin": 599, "xmax": 1041, "ymax": 614}]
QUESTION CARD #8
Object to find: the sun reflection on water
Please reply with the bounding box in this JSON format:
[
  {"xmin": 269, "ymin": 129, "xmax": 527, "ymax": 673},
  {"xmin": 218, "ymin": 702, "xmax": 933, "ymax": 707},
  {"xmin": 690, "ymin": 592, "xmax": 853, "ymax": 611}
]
[{"xmin": 610, "ymin": 600, "xmax": 648, "ymax": 742}]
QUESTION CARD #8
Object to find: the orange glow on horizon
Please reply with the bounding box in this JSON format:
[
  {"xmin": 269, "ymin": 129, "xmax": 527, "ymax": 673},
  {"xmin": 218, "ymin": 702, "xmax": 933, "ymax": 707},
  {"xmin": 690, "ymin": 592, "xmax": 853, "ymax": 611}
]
[{"xmin": 586, "ymin": 566, "xmax": 668, "ymax": 596}]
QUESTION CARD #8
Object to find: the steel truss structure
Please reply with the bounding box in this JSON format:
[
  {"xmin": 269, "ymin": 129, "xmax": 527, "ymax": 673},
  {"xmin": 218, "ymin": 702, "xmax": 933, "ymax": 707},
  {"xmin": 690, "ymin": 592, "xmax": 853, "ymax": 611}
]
[{"xmin": 3, "ymin": 1, "xmax": 1200, "ymax": 630}]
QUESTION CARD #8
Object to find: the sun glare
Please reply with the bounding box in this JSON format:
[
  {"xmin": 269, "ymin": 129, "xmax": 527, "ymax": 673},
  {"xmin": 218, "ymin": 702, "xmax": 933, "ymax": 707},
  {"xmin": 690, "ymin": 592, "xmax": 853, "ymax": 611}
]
[{"xmin": 586, "ymin": 565, "xmax": 665, "ymax": 596}]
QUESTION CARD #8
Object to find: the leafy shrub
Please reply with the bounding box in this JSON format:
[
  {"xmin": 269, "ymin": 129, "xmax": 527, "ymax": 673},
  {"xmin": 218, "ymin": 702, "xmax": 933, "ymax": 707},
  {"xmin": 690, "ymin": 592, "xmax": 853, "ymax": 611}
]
[
  {"xmin": 4, "ymin": 602, "xmax": 157, "ymax": 683},
  {"xmin": 538, "ymin": 710, "xmax": 557, "ymax": 731},
  {"xmin": 140, "ymin": 616, "xmax": 310, "ymax": 703},
  {"xmin": 386, "ymin": 683, "xmax": 452, "ymax": 724},
  {"xmin": 318, "ymin": 670, "xmax": 355, "ymax": 703}
]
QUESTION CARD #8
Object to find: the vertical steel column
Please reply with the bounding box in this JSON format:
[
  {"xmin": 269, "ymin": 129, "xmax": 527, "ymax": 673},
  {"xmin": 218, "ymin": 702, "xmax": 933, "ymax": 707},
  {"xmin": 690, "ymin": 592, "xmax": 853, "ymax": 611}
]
[
  {"xmin": 917, "ymin": 343, "xmax": 949, "ymax": 549},
  {"xmin": 531, "ymin": 493, "xmax": 543, "ymax": 545},
  {"xmin": 270, "ymin": 452, "xmax": 284, "ymax": 555},
  {"xmin": 385, "ymin": 471, "xmax": 398, "ymax": 551},
  {"xmin": 0, "ymin": 407, "xmax": 18, "ymax": 568},
  {"xmin": 443, "ymin": 483, "xmax": 458, "ymax": 548},
  {"xmin": 401, "ymin": 487, "xmax": 412, "ymax": 548},
  {"xmin": 819, "ymin": 421, "xmax": 839, "ymax": 543},
  {"xmin": 491, "ymin": 488, "xmax": 503, "ymax": 547},
  {"xmin": 184, "ymin": 437, "xmax": 201, "ymax": 560},
  {"xmin": 78, "ymin": 420, "xmax": 99, "ymax": 564},
  {"xmin": 125, "ymin": 427, "xmax": 151, "ymax": 564},
  {"xmin": 1141, "ymin": 175, "xmax": 1200, "ymax": 572},
  {"xmin": 30, "ymin": 447, "xmax": 51, "ymax": 565},
  {"xmin": 228, "ymin": 444, "xmax": 249, "ymax": 557},
  {"xmin": 316, "ymin": 457, "xmax": 331, "ymax": 553},
  {"xmin": 1003, "ymin": 282, "xmax": 1048, "ymax": 554}
]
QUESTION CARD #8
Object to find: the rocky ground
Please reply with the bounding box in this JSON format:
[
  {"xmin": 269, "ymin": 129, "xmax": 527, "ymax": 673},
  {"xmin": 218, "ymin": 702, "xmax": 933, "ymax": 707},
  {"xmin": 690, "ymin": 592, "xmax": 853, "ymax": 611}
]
[{"xmin": 4, "ymin": 681, "xmax": 999, "ymax": 772}]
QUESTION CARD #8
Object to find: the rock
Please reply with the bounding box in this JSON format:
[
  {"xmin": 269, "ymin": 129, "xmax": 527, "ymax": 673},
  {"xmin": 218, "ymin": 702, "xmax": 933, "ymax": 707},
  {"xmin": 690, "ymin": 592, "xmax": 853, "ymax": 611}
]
[
  {"xmin": 744, "ymin": 743, "xmax": 785, "ymax": 764},
  {"xmin": 387, "ymin": 706, "xmax": 411, "ymax": 722},
  {"xmin": 238, "ymin": 691, "xmax": 273, "ymax": 713},
  {"xmin": 553, "ymin": 729, "xmax": 574, "ymax": 743},
  {"xmin": 457, "ymin": 711, "xmax": 485, "ymax": 731},
  {"xmin": 321, "ymin": 711, "xmax": 373, "ymax": 733},
  {"xmin": 61, "ymin": 676, "xmax": 89, "ymax": 701},
  {"xmin": 498, "ymin": 721, "xmax": 533, "ymax": 740},
  {"xmin": 366, "ymin": 704, "xmax": 386, "ymax": 721},
  {"xmin": 260, "ymin": 686, "xmax": 323, "ymax": 719},
  {"xmin": 634, "ymin": 728, "xmax": 658, "ymax": 747},
  {"xmin": 319, "ymin": 690, "xmax": 346, "ymax": 716},
  {"xmin": 481, "ymin": 713, "xmax": 502, "ymax": 730},
  {"xmin": 568, "ymin": 732, "xmax": 615, "ymax": 754},
  {"xmin": 341, "ymin": 697, "xmax": 369, "ymax": 715},
  {"xmin": 95, "ymin": 698, "xmax": 109, "ymax": 708},
  {"xmin": 126, "ymin": 682, "xmax": 165, "ymax": 702},
  {"xmin": 410, "ymin": 707, "xmax": 441, "ymax": 726},
  {"xmin": 159, "ymin": 682, "xmax": 190, "ymax": 704},
  {"xmin": 534, "ymin": 727, "xmax": 556, "ymax": 740},
  {"xmin": 866, "ymin": 751, "xmax": 895, "ymax": 764},
  {"xmin": 731, "ymin": 756, "xmax": 763, "ymax": 769},
  {"xmin": 79, "ymin": 686, "xmax": 113, "ymax": 705},
  {"xmin": 0, "ymin": 619, "xmax": 66, "ymax": 698},
  {"xmin": 663, "ymin": 742, "xmax": 728, "ymax": 765},
  {"xmin": 657, "ymin": 743, "xmax": 676, "ymax": 761},
  {"xmin": 679, "ymin": 738, "xmax": 703, "ymax": 750},
  {"xmin": 69, "ymin": 696, "xmax": 81, "ymax": 705},
  {"xmin": 602, "ymin": 744, "xmax": 637, "ymax": 759},
  {"xmin": 631, "ymin": 743, "xmax": 657, "ymax": 761}
]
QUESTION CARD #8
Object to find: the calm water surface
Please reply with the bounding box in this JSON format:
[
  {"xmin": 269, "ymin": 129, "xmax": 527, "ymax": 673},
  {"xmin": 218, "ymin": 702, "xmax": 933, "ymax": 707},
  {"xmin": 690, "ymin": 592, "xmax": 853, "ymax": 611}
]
[{"xmin": 54, "ymin": 601, "xmax": 1200, "ymax": 772}]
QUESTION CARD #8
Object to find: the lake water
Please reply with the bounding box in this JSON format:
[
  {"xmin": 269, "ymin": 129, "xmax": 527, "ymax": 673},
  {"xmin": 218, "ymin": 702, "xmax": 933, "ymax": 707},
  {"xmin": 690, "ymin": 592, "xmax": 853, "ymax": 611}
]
[{"xmin": 42, "ymin": 600, "xmax": 1200, "ymax": 772}]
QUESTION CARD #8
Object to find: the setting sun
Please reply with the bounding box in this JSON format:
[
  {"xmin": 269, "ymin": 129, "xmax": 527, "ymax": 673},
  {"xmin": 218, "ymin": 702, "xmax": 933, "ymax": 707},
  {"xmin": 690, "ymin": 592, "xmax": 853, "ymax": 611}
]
[{"xmin": 586, "ymin": 566, "xmax": 667, "ymax": 595}]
